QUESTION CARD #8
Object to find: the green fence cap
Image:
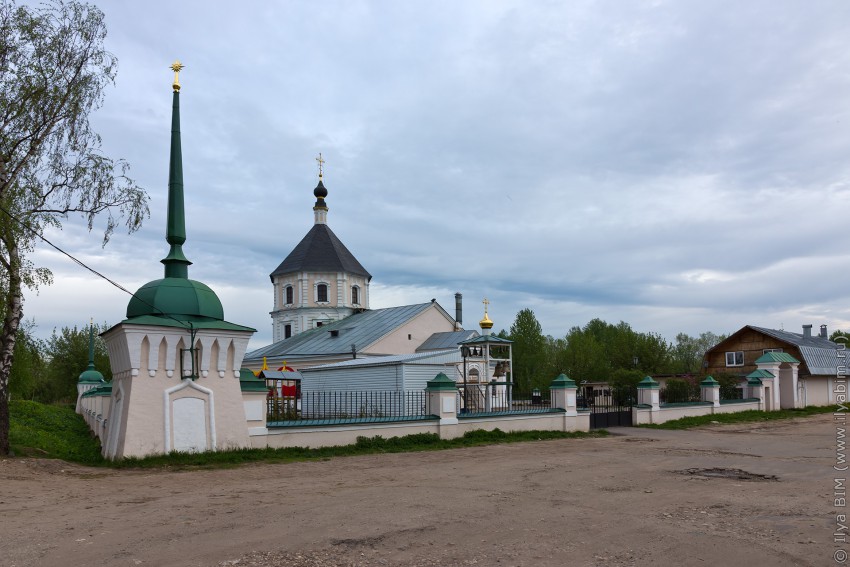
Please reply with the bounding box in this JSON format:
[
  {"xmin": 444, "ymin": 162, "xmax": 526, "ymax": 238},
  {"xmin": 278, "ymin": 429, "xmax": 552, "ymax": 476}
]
[
  {"xmin": 426, "ymin": 372, "xmax": 458, "ymax": 391},
  {"xmin": 550, "ymin": 373, "xmax": 576, "ymax": 389},
  {"xmin": 637, "ymin": 376, "xmax": 659, "ymax": 389}
]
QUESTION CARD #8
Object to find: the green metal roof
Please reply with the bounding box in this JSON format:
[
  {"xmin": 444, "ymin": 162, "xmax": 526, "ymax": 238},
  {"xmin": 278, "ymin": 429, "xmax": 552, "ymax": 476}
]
[
  {"xmin": 239, "ymin": 368, "xmax": 268, "ymax": 392},
  {"xmin": 754, "ymin": 351, "xmax": 800, "ymax": 364},
  {"xmin": 78, "ymin": 368, "xmax": 105, "ymax": 384},
  {"xmin": 457, "ymin": 334, "xmax": 513, "ymax": 345},
  {"xmin": 81, "ymin": 383, "xmax": 113, "ymax": 398},
  {"xmin": 115, "ymin": 314, "xmax": 255, "ymax": 332},
  {"xmin": 747, "ymin": 369, "xmax": 775, "ymax": 379},
  {"xmin": 127, "ymin": 278, "xmax": 224, "ymax": 320}
]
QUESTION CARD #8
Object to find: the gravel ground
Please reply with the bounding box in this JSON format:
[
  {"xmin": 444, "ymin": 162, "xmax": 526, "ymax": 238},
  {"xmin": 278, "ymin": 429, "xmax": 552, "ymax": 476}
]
[{"xmin": 0, "ymin": 414, "xmax": 836, "ymax": 567}]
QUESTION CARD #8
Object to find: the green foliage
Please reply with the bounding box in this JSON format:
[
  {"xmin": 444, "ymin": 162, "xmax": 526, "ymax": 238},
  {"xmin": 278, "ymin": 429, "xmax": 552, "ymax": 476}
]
[
  {"xmin": 640, "ymin": 405, "xmax": 837, "ymax": 430},
  {"xmin": 831, "ymin": 330, "xmax": 850, "ymax": 345},
  {"xmin": 662, "ymin": 378, "xmax": 699, "ymax": 403},
  {"xmin": 712, "ymin": 372, "xmax": 744, "ymax": 400},
  {"xmin": 509, "ymin": 308, "xmax": 548, "ymax": 392},
  {"xmin": 7, "ymin": 322, "xmax": 111, "ymax": 404},
  {"xmin": 7, "ymin": 320, "xmax": 45, "ymax": 400},
  {"xmin": 671, "ymin": 332, "xmax": 727, "ymax": 374},
  {"xmin": 9, "ymin": 400, "xmax": 104, "ymax": 463},
  {"xmin": 0, "ymin": 0, "xmax": 148, "ymax": 455}
]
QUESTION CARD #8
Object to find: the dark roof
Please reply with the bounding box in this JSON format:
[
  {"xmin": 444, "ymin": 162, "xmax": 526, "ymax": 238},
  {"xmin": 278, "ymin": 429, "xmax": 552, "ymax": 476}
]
[
  {"xmin": 713, "ymin": 325, "xmax": 846, "ymax": 376},
  {"xmin": 416, "ymin": 330, "xmax": 479, "ymax": 352},
  {"xmin": 244, "ymin": 302, "xmax": 446, "ymax": 361},
  {"xmin": 270, "ymin": 223, "xmax": 371, "ymax": 280},
  {"xmin": 750, "ymin": 326, "xmax": 838, "ymax": 350}
]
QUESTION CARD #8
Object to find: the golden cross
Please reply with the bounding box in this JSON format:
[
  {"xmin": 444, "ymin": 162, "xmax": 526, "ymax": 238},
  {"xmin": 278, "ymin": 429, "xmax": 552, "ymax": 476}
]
[
  {"xmin": 171, "ymin": 60, "xmax": 185, "ymax": 91},
  {"xmin": 315, "ymin": 153, "xmax": 325, "ymax": 178},
  {"xmin": 482, "ymin": 297, "xmax": 490, "ymax": 314}
]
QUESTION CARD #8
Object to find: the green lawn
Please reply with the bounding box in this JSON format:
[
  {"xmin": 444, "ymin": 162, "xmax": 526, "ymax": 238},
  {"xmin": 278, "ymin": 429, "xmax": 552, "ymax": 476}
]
[
  {"xmin": 9, "ymin": 400, "xmax": 105, "ymax": 464},
  {"xmin": 638, "ymin": 404, "xmax": 837, "ymax": 430}
]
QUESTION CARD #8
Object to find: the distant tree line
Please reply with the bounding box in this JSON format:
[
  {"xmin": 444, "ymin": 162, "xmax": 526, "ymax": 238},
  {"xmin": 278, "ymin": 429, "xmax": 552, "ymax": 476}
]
[
  {"xmin": 8, "ymin": 322, "xmax": 111, "ymax": 404},
  {"xmin": 501, "ymin": 308, "xmax": 727, "ymax": 393}
]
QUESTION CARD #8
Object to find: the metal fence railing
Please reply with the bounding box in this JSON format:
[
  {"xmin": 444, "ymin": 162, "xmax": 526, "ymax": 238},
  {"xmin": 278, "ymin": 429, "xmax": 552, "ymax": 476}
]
[
  {"xmin": 457, "ymin": 383, "xmax": 554, "ymax": 416},
  {"xmin": 267, "ymin": 390, "xmax": 430, "ymax": 425},
  {"xmin": 659, "ymin": 386, "xmax": 702, "ymax": 404}
]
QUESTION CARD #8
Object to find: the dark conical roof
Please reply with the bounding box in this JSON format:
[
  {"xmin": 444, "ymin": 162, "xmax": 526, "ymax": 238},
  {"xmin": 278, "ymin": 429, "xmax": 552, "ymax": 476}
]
[{"xmin": 270, "ymin": 223, "xmax": 371, "ymax": 281}]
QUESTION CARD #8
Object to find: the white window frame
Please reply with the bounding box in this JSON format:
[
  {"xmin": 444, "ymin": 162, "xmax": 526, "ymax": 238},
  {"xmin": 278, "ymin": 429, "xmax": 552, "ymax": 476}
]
[
  {"xmin": 351, "ymin": 285, "xmax": 360, "ymax": 306},
  {"xmin": 763, "ymin": 348, "xmax": 783, "ymax": 354},
  {"xmin": 284, "ymin": 285, "xmax": 294, "ymax": 306},
  {"xmin": 725, "ymin": 351, "xmax": 744, "ymax": 367},
  {"xmin": 314, "ymin": 281, "xmax": 330, "ymax": 304}
]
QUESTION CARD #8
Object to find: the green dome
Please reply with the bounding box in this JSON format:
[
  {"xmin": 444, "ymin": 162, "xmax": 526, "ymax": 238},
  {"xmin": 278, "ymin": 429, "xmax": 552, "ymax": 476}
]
[
  {"xmin": 78, "ymin": 367, "xmax": 105, "ymax": 384},
  {"xmin": 127, "ymin": 277, "xmax": 224, "ymax": 320}
]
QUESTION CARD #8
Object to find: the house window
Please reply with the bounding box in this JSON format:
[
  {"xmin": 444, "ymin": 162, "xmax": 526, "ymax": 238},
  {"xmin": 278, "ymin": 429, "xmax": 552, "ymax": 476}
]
[
  {"xmin": 316, "ymin": 283, "xmax": 328, "ymax": 303},
  {"xmin": 763, "ymin": 348, "xmax": 783, "ymax": 354},
  {"xmin": 316, "ymin": 321, "xmax": 323, "ymax": 328},
  {"xmin": 285, "ymin": 285, "xmax": 293, "ymax": 305},
  {"xmin": 284, "ymin": 324, "xmax": 292, "ymax": 339},
  {"xmin": 351, "ymin": 285, "xmax": 360, "ymax": 305},
  {"xmin": 725, "ymin": 351, "xmax": 744, "ymax": 367}
]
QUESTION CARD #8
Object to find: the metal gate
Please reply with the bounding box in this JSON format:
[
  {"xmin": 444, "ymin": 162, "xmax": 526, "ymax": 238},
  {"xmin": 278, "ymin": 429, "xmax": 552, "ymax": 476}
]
[{"xmin": 581, "ymin": 386, "xmax": 636, "ymax": 429}]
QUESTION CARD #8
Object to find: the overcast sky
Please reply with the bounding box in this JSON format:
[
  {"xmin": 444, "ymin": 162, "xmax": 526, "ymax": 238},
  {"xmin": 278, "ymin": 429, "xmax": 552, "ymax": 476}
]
[{"xmin": 22, "ymin": 0, "xmax": 850, "ymax": 350}]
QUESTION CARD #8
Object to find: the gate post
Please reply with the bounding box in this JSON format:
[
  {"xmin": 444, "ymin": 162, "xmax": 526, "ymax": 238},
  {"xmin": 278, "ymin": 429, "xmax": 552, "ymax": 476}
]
[
  {"xmin": 747, "ymin": 374, "xmax": 765, "ymax": 411},
  {"xmin": 637, "ymin": 376, "xmax": 660, "ymax": 411},
  {"xmin": 550, "ymin": 374, "xmax": 577, "ymax": 416},
  {"xmin": 427, "ymin": 373, "xmax": 459, "ymax": 438},
  {"xmin": 700, "ymin": 376, "xmax": 720, "ymax": 408}
]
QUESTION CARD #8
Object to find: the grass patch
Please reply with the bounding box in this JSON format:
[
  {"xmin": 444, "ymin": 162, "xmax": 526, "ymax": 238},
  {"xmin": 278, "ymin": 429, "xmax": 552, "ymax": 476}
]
[
  {"xmin": 117, "ymin": 428, "xmax": 608, "ymax": 469},
  {"xmin": 8, "ymin": 400, "xmax": 606, "ymax": 469},
  {"xmin": 639, "ymin": 404, "xmax": 837, "ymax": 430},
  {"xmin": 9, "ymin": 400, "xmax": 105, "ymax": 465}
]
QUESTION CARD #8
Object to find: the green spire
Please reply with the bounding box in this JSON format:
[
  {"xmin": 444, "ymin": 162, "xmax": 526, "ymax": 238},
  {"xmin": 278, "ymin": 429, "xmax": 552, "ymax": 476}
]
[
  {"xmin": 161, "ymin": 86, "xmax": 192, "ymax": 278},
  {"xmin": 78, "ymin": 320, "xmax": 105, "ymax": 384}
]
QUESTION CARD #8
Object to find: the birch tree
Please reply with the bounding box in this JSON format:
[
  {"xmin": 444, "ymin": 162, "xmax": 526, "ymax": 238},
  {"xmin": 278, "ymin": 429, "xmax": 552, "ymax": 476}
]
[{"xmin": 0, "ymin": 1, "xmax": 148, "ymax": 455}]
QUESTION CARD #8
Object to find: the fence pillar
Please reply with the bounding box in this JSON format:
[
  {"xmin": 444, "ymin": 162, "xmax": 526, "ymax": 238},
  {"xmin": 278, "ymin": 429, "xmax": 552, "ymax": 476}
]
[
  {"xmin": 700, "ymin": 376, "xmax": 720, "ymax": 408},
  {"xmin": 550, "ymin": 374, "xmax": 577, "ymax": 416},
  {"xmin": 427, "ymin": 373, "xmax": 458, "ymax": 425},
  {"xmin": 747, "ymin": 375, "xmax": 765, "ymax": 411},
  {"xmin": 637, "ymin": 376, "xmax": 660, "ymax": 410}
]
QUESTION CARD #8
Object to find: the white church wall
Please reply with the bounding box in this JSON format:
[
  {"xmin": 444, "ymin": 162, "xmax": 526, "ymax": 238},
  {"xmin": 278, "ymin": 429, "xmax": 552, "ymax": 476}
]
[{"xmin": 368, "ymin": 305, "xmax": 456, "ymax": 355}]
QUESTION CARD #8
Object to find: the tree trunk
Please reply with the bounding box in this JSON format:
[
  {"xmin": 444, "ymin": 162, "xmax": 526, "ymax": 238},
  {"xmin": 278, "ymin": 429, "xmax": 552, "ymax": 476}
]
[{"xmin": 0, "ymin": 236, "xmax": 22, "ymax": 456}]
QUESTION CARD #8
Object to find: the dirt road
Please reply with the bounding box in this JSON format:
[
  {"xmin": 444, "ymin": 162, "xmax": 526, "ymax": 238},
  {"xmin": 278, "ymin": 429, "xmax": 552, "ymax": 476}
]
[{"xmin": 0, "ymin": 415, "xmax": 838, "ymax": 566}]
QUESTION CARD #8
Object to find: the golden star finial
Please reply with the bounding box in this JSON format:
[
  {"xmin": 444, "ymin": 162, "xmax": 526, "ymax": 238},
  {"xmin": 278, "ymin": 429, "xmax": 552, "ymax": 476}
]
[{"xmin": 171, "ymin": 60, "xmax": 185, "ymax": 92}]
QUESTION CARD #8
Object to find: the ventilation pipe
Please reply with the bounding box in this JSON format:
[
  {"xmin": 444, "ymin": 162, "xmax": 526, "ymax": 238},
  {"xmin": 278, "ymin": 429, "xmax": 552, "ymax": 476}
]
[
  {"xmin": 821, "ymin": 324, "xmax": 828, "ymax": 339},
  {"xmin": 802, "ymin": 324, "xmax": 812, "ymax": 339},
  {"xmin": 455, "ymin": 293, "xmax": 463, "ymax": 330}
]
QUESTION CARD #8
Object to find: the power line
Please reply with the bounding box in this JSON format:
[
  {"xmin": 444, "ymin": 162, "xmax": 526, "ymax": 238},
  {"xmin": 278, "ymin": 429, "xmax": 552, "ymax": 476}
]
[{"xmin": 0, "ymin": 202, "xmax": 191, "ymax": 330}]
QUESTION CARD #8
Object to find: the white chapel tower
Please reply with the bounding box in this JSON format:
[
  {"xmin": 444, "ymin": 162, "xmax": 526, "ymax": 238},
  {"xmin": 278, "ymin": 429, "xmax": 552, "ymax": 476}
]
[{"xmin": 269, "ymin": 157, "xmax": 371, "ymax": 341}]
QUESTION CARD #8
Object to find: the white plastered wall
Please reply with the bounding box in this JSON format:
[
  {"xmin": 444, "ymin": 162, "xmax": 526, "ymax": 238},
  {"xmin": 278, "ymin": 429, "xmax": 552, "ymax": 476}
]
[{"xmin": 101, "ymin": 323, "xmax": 254, "ymax": 459}]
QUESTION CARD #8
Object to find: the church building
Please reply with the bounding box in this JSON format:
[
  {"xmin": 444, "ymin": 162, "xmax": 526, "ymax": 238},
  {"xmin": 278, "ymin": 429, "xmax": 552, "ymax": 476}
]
[
  {"xmin": 247, "ymin": 158, "xmax": 472, "ymax": 371},
  {"xmin": 268, "ymin": 158, "xmax": 371, "ymax": 343}
]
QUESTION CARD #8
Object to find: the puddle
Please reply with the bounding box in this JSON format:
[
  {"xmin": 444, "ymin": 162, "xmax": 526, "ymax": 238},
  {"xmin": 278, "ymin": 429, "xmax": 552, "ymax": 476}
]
[{"xmin": 676, "ymin": 467, "xmax": 778, "ymax": 481}]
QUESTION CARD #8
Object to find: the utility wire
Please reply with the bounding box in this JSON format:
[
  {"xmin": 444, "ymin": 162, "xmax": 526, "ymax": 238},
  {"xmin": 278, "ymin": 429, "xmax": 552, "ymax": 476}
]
[{"xmin": 0, "ymin": 202, "xmax": 192, "ymax": 331}]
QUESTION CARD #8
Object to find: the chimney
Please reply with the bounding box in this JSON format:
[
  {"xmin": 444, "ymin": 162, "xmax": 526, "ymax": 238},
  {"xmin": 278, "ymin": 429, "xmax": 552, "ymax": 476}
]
[
  {"xmin": 455, "ymin": 292, "xmax": 463, "ymax": 330},
  {"xmin": 802, "ymin": 324, "xmax": 812, "ymax": 339},
  {"xmin": 821, "ymin": 324, "xmax": 828, "ymax": 339}
]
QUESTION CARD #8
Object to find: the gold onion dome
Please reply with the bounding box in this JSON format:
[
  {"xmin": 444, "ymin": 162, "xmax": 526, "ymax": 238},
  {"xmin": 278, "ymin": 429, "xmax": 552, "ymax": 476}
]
[{"xmin": 479, "ymin": 298, "xmax": 494, "ymax": 330}]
